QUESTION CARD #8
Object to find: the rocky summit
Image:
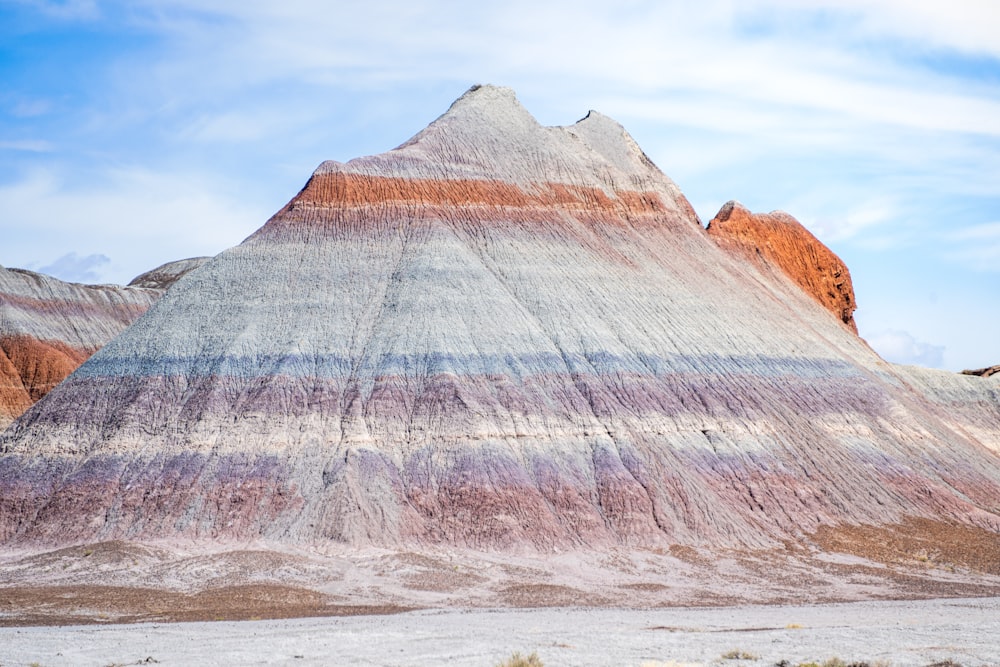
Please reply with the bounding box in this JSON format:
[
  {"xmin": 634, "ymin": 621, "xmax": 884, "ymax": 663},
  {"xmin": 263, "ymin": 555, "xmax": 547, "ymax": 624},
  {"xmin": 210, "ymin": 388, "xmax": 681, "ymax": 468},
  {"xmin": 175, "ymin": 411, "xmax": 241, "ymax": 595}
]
[{"xmin": 0, "ymin": 86, "xmax": 998, "ymax": 596}]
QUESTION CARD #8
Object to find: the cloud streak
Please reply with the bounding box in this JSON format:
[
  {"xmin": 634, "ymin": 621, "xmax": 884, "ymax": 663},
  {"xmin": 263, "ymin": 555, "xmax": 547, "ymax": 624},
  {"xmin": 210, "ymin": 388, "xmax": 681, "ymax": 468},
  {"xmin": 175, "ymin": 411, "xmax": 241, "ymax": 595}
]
[{"xmin": 867, "ymin": 329, "xmax": 946, "ymax": 369}]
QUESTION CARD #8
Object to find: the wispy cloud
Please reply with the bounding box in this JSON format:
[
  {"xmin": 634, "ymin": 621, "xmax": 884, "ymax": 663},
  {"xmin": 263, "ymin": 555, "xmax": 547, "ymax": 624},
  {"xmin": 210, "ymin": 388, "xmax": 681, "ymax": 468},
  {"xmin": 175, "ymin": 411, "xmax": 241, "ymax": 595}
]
[
  {"xmin": 9, "ymin": 0, "xmax": 99, "ymax": 20},
  {"xmin": 867, "ymin": 329, "xmax": 946, "ymax": 368},
  {"xmin": 945, "ymin": 221, "xmax": 1000, "ymax": 272},
  {"xmin": 37, "ymin": 251, "xmax": 109, "ymax": 283},
  {"xmin": 0, "ymin": 139, "xmax": 53, "ymax": 152},
  {"xmin": 9, "ymin": 98, "xmax": 52, "ymax": 118},
  {"xmin": 0, "ymin": 166, "xmax": 266, "ymax": 284}
]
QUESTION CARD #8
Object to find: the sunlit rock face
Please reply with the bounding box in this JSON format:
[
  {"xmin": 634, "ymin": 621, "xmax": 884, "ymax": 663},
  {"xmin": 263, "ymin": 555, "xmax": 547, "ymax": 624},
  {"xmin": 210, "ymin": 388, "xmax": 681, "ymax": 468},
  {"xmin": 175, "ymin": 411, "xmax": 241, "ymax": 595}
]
[
  {"xmin": 707, "ymin": 201, "xmax": 857, "ymax": 332},
  {"xmin": 0, "ymin": 258, "xmax": 208, "ymax": 430},
  {"xmin": 1, "ymin": 85, "xmax": 998, "ymax": 551}
]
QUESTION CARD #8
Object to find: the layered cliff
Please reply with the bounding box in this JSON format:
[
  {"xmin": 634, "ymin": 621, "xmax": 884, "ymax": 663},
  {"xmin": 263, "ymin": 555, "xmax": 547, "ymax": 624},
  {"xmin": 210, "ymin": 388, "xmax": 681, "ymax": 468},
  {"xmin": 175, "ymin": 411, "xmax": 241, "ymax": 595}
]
[
  {"xmin": 1, "ymin": 86, "xmax": 997, "ymax": 556},
  {"xmin": 0, "ymin": 258, "xmax": 208, "ymax": 428}
]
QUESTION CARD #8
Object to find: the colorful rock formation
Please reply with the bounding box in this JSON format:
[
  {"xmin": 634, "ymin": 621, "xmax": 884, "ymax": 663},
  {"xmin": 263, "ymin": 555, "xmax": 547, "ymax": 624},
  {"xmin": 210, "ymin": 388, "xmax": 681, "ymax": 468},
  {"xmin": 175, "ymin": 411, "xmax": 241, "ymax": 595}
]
[
  {"xmin": 1, "ymin": 86, "xmax": 997, "ymax": 556},
  {"xmin": 707, "ymin": 200, "xmax": 857, "ymax": 332},
  {"xmin": 0, "ymin": 258, "xmax": 208, "ymax": 428}
]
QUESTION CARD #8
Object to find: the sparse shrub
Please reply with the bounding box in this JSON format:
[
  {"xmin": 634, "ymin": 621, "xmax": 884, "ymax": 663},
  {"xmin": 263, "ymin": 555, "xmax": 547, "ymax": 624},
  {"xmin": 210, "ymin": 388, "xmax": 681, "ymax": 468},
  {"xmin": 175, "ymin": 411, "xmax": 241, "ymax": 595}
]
[
  {"xmin": 823, "ymin": 659, "xmax": 847, "ymax": 667},
  {"xmin": 924, "ymin": 662, "xmax": 962, "ymax": 667},
  {"xmin": 495, "ymin": 652, "xmax": 543, "ymax": 667},
  {"xmin": 722, "ymin": 650, "xmax": 759, "ymax": 660}
]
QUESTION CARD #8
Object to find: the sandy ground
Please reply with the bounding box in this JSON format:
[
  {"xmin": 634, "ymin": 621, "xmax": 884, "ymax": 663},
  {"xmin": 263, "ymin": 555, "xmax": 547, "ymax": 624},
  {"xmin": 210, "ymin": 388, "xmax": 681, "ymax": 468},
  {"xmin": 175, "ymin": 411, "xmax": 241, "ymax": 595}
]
[
  {"xmin": 1, "ymin": 597, "xmax": 998, "ymax": 666},
  {"xmin": 3, "ymin": 536, "xmax": 1000, "ymax": 628}
]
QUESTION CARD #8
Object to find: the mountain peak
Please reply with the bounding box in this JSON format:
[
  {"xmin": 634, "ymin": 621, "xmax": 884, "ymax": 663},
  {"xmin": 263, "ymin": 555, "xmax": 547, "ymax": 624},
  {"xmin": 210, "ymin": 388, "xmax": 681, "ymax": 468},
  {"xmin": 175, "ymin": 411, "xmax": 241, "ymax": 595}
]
[
  {"xmin": 448, "ymin": 84, "xmax": 523, "ymax": 113},
  {"xmin": 296, "ymin": 86, "xmax": 697, "ymax": 231}
]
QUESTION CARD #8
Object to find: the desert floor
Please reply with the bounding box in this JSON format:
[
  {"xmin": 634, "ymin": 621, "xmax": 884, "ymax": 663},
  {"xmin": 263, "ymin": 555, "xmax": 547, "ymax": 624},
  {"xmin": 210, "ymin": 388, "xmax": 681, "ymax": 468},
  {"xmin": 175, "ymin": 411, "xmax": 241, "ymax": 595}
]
[{"xmin": 1, "ymin": 596, "xmax": 998, "ymax": 667}]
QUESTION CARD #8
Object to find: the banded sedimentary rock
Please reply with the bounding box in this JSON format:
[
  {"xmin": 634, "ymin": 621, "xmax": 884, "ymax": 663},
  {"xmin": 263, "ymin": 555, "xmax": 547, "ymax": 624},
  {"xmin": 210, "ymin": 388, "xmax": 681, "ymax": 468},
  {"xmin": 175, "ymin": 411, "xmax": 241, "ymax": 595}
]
[
  {"xmin": 0, "ymin": 258, "xmax": 208, "ymax": 428},
  {"xmin": 1, "ymin": 86, "xmax": 998, "ymax": 553},
  {"xmin": 707, "ymin": 200, "xmax": 857, "ymax": 332}
]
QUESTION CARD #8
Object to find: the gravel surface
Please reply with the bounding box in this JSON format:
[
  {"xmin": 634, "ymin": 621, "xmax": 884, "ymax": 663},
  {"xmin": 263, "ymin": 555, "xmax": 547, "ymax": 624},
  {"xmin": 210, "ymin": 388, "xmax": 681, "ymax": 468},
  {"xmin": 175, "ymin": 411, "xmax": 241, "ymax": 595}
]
[{"xmin": 2, "ymin": 597, "xmax": 998, "ymax": 666}]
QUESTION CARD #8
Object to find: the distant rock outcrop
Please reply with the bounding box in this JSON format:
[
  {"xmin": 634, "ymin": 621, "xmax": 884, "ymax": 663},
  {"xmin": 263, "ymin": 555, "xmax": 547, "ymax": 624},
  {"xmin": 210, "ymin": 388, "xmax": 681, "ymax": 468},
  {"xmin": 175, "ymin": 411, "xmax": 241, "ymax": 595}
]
[
  {"xmin": 1, "ymin": 86, "xmax": 997, "ymax": 561},
  {"xmin": 962, "ymin": 365, "xmax": 1000, "ymax": 378},
  {"xmin": 0, "ymin": 258, "xmax": 208, "ymax": 428},
  {"xmin": 707, "ymin": 201, "xmax": 857, "ymax": 332},
  {"xmin": 127, "ymin": 257, "xmax": 211, "ymax": 290}
]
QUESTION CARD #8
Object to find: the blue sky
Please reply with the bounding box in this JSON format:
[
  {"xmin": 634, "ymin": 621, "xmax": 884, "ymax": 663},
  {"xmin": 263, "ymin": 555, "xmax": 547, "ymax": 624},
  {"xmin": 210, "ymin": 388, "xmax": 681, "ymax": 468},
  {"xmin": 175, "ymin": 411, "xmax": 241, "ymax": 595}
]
[{"xmin": 1, "ymin": 0, "xmax": 998, "ymax": 371}]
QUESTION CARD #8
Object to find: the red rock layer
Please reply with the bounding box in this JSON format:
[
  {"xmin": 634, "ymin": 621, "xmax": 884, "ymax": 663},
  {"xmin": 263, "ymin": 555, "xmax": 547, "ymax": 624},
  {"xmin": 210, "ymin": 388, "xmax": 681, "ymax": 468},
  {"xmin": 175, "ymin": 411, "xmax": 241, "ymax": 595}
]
[
  {"xmin": 290, "ymin": 173, "xmax": 670, "ymax": 213},
  {"xmin": 0, "ymin": 335, "xmax": 91, "ymax": 403},
  {"xmin": 0, "ymin": 350, "xmax": 33, "ymax": 423},
  {"xmin": 707, "ymin": 201, "xmax": 857, "ymax": 332}
]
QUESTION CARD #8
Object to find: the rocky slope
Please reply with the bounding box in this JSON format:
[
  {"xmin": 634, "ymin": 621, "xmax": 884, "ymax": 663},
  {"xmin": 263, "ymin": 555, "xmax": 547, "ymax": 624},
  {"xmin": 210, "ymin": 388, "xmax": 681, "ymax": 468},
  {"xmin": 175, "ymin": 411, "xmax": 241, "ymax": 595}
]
[
  {"xmin": 0, "ymin": 258, "xmax": 208, "ymax": 429},
  {"xmin": 707, "ymin": 200, "xmax": 857, "ymax": 332},
  {"xmin": 0, "ymin": 87, "xmax": 997, "ymax": 566},
  {"xmin": 127, "ymin": 257, "xmax": 211, "ymax": 290}
]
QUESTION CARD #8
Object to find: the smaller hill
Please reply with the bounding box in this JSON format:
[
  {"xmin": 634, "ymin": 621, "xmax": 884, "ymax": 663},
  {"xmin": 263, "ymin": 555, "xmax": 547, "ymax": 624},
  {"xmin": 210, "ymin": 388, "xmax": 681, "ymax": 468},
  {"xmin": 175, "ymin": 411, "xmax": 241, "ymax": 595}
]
[{"xmin": 0, "ymin": 257, "xmax": 209, "ymax": 429}]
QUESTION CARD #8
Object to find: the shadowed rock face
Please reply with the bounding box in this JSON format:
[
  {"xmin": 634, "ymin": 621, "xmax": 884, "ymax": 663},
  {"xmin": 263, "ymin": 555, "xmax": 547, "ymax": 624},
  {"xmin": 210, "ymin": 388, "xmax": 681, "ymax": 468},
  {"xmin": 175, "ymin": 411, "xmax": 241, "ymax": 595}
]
[
  {"xmin": 0, "ymin": 258, "xmax": 209, "ymax": 428},
  {"xmin": 1, "ymin": 86, "xmax": 998, "ymax": 553},
  {"xmin": 707, "ymin": 201, "xmax": 857, "ymax": 333}
]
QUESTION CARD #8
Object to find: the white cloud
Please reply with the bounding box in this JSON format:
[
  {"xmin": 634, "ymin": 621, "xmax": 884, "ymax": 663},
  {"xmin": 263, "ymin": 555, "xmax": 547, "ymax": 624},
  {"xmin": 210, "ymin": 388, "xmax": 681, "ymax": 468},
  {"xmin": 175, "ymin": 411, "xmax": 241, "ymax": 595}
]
[
  {"xmin": 809, "ymin": 197, "xmax": 899, "ymax": 243},
  {"xmin": 750, "ymin": 0, "xmax": 1000, "ymax": 58},
  {"xmin": 867, "ymin": 329, "xmax": 946, "ymax": 368},
  {"xmin": 0, "ymin": 166, "xmax": 266, "ymax": 284},
  {"xmin": 37, "ymin": 252, "xmax": 110, "ymax": 283}
]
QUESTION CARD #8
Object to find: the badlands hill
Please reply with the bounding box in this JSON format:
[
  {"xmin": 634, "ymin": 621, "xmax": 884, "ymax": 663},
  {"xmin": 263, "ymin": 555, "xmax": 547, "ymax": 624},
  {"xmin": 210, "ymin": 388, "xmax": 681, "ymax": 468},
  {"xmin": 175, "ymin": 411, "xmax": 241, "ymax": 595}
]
[
  {"xmin": 0, "ymin": 87, "xmax": 998, "ymax": 614},
  {"xmin": 0, "ymin": 258, "xmax": 208, "ymax": 429}
]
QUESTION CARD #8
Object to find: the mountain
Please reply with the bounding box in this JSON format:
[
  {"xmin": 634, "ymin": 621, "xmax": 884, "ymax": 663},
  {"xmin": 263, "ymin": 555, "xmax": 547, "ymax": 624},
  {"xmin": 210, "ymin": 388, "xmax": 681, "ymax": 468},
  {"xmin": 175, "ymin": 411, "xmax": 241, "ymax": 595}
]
[
  {"xmin": 1, "ymin": 86, "xmax": 997, "ymax": 582},
  {"xmin": 0, "ymin": 258, "xmax": 208, "ymax": 429}
]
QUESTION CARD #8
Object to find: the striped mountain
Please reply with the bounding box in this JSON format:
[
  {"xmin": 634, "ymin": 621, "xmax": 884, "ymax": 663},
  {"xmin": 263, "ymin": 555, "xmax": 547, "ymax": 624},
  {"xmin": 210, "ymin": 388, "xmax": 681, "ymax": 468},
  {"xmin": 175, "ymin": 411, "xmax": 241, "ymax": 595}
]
[
  {"xmin": 1, "ymin": 85, "xmax": 997, "ymax": 554},
  {"xmin": 0, "ymin": 258, "xmax": 208, "ymax": 429}
]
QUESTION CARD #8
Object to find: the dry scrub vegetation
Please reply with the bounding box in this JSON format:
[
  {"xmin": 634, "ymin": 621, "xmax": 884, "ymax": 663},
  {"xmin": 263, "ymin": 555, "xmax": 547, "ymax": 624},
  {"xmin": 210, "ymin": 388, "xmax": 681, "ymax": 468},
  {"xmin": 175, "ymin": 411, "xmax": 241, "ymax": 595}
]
[{"xmin": 495, "ymin": 652, "xmax": 544, "ymax": 667}]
